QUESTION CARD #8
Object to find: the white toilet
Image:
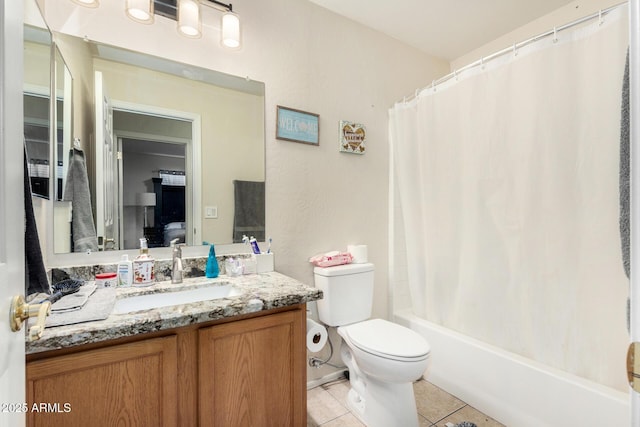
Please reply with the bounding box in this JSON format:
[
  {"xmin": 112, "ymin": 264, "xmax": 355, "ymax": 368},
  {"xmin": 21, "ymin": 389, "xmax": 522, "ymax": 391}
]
[{"xmin": 314, "ymin": 263, "xmax": 430, "ymax": 427}]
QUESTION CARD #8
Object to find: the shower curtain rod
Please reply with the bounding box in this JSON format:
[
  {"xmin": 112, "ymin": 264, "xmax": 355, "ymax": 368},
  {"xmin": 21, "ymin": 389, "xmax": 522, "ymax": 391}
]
[{"xmin": 401, "ymin": 1, "xmax": 628, "ymax": 103}]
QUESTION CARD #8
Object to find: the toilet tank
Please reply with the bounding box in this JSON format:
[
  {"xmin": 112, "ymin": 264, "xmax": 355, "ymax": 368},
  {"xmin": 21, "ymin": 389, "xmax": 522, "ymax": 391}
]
[{"xmin": 313, "ymin": 263, "xmax": 374, "ymax": 327}]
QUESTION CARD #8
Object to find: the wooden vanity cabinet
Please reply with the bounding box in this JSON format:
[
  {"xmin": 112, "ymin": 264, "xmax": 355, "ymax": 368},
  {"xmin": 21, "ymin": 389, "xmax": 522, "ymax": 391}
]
[
  {"xmin": 26, "ymin": 336, "xmax": 178, "ymax": 427},
  {"xmin": 199, "ymin": 308, "xmax": 306, "ymax": 426},
  {"xmin": 26, "ymin": 304, "xmax": 307, "ymax": 427}
]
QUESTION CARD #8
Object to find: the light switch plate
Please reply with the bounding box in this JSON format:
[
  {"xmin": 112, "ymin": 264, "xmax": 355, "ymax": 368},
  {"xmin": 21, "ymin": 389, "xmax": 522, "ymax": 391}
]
[{"xmin": 205, "ymin": 206, "xmax": 218, "ymax": 219}]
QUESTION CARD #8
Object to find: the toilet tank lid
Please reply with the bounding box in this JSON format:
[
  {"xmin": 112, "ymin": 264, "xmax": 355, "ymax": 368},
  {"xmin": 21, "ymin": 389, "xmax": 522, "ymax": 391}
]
[{"xmin": 314, "ymin": 262, "xmax": 374, "ymax": 277}]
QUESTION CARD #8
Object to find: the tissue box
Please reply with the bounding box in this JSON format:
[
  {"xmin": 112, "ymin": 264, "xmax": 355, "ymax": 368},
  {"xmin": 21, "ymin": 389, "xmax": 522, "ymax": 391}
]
[{"xmin": 256, "ymin": 253, "xmax": 274, "ymax": 273}]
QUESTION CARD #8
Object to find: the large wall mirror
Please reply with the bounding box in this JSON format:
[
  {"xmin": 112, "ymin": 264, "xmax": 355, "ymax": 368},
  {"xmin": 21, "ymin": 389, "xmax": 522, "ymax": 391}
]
[{"xmin": 25, "ymin": 0, "xmax": 266, "ymax": 258}]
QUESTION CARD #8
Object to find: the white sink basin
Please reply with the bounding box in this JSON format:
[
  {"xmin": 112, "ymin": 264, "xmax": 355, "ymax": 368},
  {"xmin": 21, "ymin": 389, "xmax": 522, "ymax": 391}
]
[{"xmin": 112, "ymin": 284, "xmax": 243, "ymax": 314}]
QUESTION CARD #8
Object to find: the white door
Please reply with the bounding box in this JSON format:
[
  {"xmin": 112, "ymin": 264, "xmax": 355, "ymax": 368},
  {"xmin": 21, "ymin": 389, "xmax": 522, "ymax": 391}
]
[
  {"xmin": 95, "ymin": 71, "xmax": 120, "ymax": 250},
  {"xmin": 632, "ymin": 0, "xmax": 640, "ymax": 425},
  {"xmin": 1, "ymin": 0, "xmax": 27, "ymax": 425}
]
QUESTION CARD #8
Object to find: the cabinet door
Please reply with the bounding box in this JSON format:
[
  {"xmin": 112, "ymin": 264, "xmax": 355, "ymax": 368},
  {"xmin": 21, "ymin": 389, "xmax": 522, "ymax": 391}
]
[
  {"xmin": 27, "ymin": 335, "xmax": 178, "ymax": 427},
  {"xmin": 199, "ymin": 308, "xmax": 306, "ymax": 427}
]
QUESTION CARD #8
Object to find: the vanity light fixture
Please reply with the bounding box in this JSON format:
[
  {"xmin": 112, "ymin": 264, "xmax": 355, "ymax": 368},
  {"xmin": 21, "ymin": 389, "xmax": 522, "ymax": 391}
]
[
  {"xmin": 126, "ymin": 0, "xmax": 155, "ymax": 24},
  {"xmin": 72, "ymin": 0, "xmax": 242, "ymax": 49}
]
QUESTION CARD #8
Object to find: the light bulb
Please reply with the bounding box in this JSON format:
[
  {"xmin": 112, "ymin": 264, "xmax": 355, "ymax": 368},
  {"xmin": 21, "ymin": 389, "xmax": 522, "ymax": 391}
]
[
  {"xmin": 126, "ymin": 0, "xmax": 154, "ymax": 24},
  {"xmin": 178, "ymin": 0, "xmax": 202, "ymax": 38},
  {"xmin": 221, "ymin": 12, "xmax": 241, "ymax": 49}
]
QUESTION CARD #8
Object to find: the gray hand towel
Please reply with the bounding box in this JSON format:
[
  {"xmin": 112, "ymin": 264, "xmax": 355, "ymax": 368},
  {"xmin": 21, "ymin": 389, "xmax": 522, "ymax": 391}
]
[
  {"xmin": 50, "ymin": 282, "xmax": 97, "ymax": 312},
  {"xmin": 63, "ymin": 147, "xmax": 98, "ymax": 253},
  {"xmin": 46, "ymin": 287, "xmax": 116, "ymax": 327},
  {"xmin": 24, "ymin": 144, "xmax": 50, "ymax": 296},
  {"xmin": 232, "ymin": 180, "xmax": 265, "ymax": 243}
]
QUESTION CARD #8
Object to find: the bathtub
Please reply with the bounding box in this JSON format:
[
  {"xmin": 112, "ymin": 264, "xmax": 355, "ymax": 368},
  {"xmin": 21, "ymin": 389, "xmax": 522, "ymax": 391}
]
[{"xmin": 393, "ymin": 308, "xmax": 629, "ymax": 426}]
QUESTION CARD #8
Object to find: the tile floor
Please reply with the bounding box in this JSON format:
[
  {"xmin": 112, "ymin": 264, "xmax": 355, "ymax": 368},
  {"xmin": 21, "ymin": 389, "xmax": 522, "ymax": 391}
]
[{"xmin": 307, "ymin": 377, "xmax": 505, "ymax": 427}]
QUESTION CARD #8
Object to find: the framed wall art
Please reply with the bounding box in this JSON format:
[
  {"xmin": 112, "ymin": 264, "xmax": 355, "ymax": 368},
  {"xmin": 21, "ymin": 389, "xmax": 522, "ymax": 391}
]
[
  {"xmin": 339, "ymin": 120, "xmax": 366, "ymax": 154},
  {"xmin": 276, "ymin": 105, "xmax": 320, "ymax": 145}
]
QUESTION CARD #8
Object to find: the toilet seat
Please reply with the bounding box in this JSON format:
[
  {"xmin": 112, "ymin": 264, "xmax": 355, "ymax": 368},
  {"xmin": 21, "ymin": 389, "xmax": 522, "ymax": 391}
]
[{"xmin": 340, "ymin": 319, "xmax": 430, "ymax": 362}]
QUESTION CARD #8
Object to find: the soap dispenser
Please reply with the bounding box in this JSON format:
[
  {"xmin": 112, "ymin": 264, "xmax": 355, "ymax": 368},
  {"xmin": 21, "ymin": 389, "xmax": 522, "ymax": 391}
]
[
  {"xmin": 133, "ymin": 237, "xmax": 155, "ymax": 286},
  {"xmin": 205, "ymin": 242, "xmax": 219, "ymax": 279}
]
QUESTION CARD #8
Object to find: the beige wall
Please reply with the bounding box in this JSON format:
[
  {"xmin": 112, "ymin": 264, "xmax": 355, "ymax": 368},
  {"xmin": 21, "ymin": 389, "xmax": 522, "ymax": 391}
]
[{"xmin": 24, "ymin": 40, "xmax": 49, "ymax": 90}]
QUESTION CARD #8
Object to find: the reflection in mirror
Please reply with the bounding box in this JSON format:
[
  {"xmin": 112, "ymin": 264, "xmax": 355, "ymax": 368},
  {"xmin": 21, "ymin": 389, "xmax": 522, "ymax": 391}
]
[
  {"xmin": 50, "ymin": 31, "xmax": 265, "ymax": 255},
  {"xmin": 116, "ymin": 111, "xmax": 189, "ymax": 249},
  {"xmin": 23, "ymin": 25, "xmax": 52, "ymax": 200}
]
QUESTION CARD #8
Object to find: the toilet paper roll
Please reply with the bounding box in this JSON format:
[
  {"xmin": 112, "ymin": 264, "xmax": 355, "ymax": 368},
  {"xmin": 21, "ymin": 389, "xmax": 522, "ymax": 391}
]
[
  {"xmin": 347, "ymin": 244, "xmax": 368, "ymax": 263},
  {"xmin": 306, "ymin": 319, "xmax": 328, "ymax": 352}
]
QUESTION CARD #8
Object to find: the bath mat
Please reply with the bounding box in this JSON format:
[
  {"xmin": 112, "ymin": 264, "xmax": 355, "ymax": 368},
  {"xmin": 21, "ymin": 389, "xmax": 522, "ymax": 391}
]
[
  {"xmin": 445, "ymin": 422, "xmax": 477, "ymax": 427},
  {"xmin": 45, "ymin": 287, "xmax": 116, "ymax": 327}
]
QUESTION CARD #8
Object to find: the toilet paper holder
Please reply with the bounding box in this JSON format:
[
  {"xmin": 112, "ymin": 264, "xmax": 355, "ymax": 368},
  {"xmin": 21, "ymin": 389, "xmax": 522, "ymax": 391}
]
[
  {"xmin": 307, "ymin": 319, "xmax": 345, "ymax": 370},
  {"xmin": 306, "ymin": 318, "xmax": 328, "ymax": 353}
]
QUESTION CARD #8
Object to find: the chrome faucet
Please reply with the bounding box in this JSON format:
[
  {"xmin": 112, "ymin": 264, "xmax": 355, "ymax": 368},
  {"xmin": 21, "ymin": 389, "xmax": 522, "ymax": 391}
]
[{"xmin": 171, "ymin": 238, "xmax": 184, "ymax": 284}]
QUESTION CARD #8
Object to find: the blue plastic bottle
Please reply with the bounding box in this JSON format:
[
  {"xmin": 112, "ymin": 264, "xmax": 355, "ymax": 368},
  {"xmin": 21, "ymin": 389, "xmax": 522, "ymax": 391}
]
[{"xmin": 205, "ymin": 243, "xmax": 219, "ymax": 278}]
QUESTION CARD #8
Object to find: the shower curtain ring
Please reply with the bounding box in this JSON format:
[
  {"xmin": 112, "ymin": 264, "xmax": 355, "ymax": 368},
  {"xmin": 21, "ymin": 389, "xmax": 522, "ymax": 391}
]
[
  {"xmin": 598, "ymin": 9, "xmax": 603, "ymax": 25},
  {"xmin": 513, "ymin": 43, "xmax": 518, "ymax": 56},
  {"xmin": 432, "ymin": 80, "xmax": 436, "ymax": 92},
  {"xmin": 553, "ymin": 27, "xmax": 558, "ymax": 43}
]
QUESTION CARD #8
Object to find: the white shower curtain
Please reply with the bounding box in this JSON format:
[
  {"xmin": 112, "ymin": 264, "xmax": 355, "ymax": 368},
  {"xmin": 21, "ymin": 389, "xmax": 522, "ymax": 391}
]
[{"xmin": 390, "ymin": 7, "xmax": 629, "ymax": 389}]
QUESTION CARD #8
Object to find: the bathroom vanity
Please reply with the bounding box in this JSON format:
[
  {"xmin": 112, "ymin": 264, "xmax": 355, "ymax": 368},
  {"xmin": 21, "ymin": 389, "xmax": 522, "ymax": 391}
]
[{"xmin": 25, "ymin": 272, "xmax": 321, "ymax": 427}]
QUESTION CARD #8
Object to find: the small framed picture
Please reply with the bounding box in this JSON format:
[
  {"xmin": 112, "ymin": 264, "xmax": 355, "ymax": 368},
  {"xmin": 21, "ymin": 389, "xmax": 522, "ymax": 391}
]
[
  {"xmin": 276, "ymin": 105, "xmax": 320, "ymax": 145},
  {"xmin": 339, "ymin": 121, "xmax": 366, "ymax": 154}
]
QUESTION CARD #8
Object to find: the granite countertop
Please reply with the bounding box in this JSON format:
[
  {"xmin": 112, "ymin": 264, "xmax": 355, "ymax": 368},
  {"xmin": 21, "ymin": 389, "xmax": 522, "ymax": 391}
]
[{"xmin": 26, "ymin": 272, "xmax": 322, "ymax": 355}]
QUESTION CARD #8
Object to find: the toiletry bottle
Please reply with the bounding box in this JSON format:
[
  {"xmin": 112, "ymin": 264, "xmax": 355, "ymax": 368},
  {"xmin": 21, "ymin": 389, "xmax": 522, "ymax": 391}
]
[
  {"xmin": 205, "ymin": 242, "xmax": 219, "ymax": 278},
  {"xmin": 117, "ymin": 254, "xmax": 133, "ymax": 287},
  {"xmin": 133, "ymin": 237, "xmax": 155, "ymax": 286},
  {"xmin": 249, "ymin": 236, "xmax": 261, "ymax": 254}
]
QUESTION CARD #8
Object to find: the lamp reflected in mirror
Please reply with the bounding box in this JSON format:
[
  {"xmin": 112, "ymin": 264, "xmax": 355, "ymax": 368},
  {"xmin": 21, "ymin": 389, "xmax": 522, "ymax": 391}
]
[{"xmin": 136, "ymin": 192, "xmax": 156, "ymax": 228}]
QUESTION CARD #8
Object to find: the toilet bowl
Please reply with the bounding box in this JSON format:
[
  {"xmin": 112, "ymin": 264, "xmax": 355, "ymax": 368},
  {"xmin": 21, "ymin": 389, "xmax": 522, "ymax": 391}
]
[
  {"xmin": 338, "ymin": 319, "xmax": 430, "ymax": 427},
  {"xmin": 313, "ymin": 263, "xmax": 431, "ymax": 427},
  {"xmin": 338, "ymin": 319, "xmax": 430, "ymax": 383}
]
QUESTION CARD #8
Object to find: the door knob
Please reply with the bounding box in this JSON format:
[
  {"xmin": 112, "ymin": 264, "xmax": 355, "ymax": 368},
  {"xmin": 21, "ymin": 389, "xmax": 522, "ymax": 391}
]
[{"xmin": 9, "ymin": 295, "xmax": 51, "ymax": 341}]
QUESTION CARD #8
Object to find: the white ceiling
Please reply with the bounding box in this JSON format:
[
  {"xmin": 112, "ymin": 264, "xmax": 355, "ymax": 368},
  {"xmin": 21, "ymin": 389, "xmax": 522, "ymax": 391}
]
[{"xmin": 308, "ymin": 0, "xmax": 576, "ymax": 61}]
